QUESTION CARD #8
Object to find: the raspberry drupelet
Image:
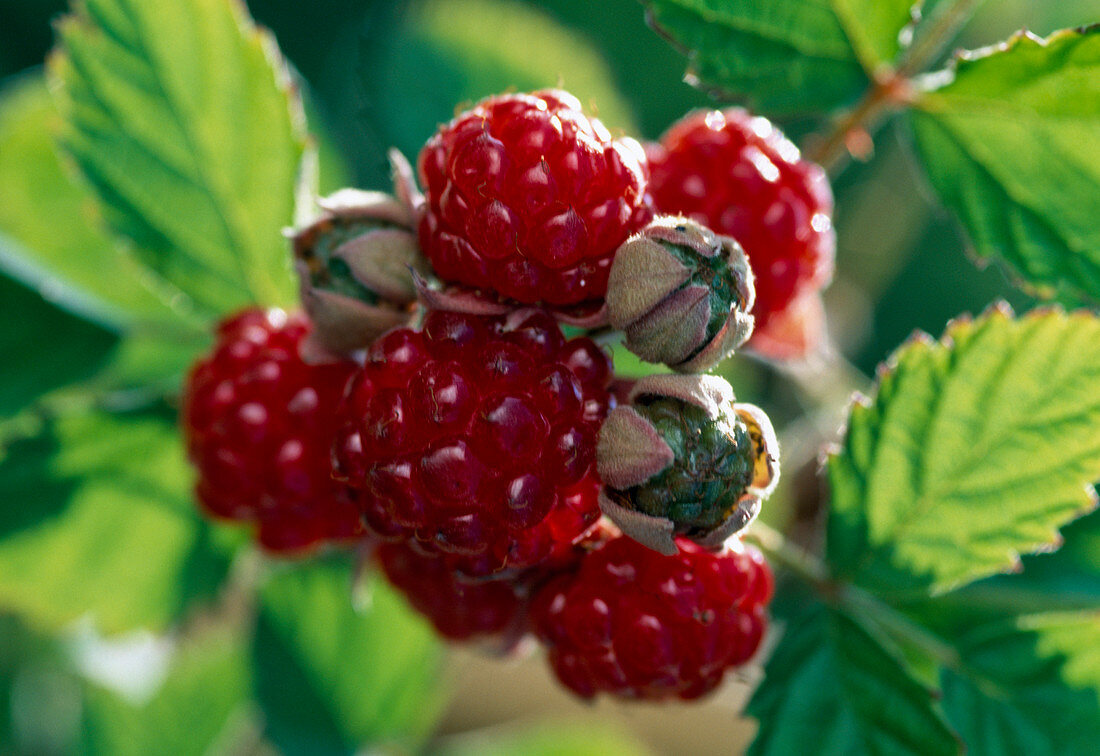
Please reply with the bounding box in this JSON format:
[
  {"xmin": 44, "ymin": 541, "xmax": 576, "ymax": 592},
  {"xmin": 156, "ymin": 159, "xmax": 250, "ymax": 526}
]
[
  {"xmin": 417, "ymin": 89, "xmax": 653, "ymax": 306},
  {"xmin": 531, "ymin": 535, "xmax": 773, "ymax": 700},
  {"xmin": 182, "ymin": 308, "xmax": 362, "ymax": 554},
  {"xmin": 335, "ymin": 309, "xmax": 613, "ymax": 577},
  {"xmin": 647, "ymin": 108, "xmax": 835, "ymax": 357}
]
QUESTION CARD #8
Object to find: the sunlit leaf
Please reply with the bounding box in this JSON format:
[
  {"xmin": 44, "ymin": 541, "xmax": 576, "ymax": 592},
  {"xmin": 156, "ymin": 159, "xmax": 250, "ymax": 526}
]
[
  {"xmin": 0, "ymin": 409, "xmax": 230, "ymax": 633},
  {"xmin": 51, "ymin": 0, "xmax": 307, "ymax": 315},
  {"xmin": 910, "ymin": 27, "xmax": 1100, "ymax": 302},
  {"xmin": 254, "ymin": 560, "xmax": 444, "ymax": 754},
  {"xmin": 827, "ymin": 306, "xmax": 1100, "ymax": 596},
  {"xmin": 79, "ymin": 628, "xmax": 251, "ymax": 756},
  {"xmin": 642, "ymin": 0, "xmax": 917, "ymax": 115}
]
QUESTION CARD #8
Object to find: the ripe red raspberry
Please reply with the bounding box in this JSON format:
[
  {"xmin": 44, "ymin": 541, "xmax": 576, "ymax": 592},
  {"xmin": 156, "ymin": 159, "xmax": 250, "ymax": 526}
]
[
  {"xmin": 376, "ymin": 541, "xmax": 528, "ymax": 643},
  {"xmin": 335, "ymin": 309, "xmax": 612, "ymax": 577},
  {"xmin": 646, "ymin": 109, "xmax": 834, "ymax": 355},
  {"xmin": 182, "ymin": 308, "xmax": 362, "ymax": 554},
  {"xmin": 377, "ymin": 521, "xmax": 617, "ymax": 645},
  {"xmin": 417, "ymin": 89, "xmax": 653, "ymax": 306},
  {"xmin": 531, "ymin": 535, "xmax": 772, "ymax": 700}
]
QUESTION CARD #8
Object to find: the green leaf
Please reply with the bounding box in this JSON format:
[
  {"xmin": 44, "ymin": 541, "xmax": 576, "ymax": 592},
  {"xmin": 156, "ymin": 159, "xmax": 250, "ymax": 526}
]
[
  {"xmin": 827, "ymin": 306, "xmax": 1100, "ymax": 596},
  {"xmin": 50, "ymin": 0, "xmax": 307, "ymax": 316},
  {"xmin": 0, "ymin": 72, "xmax": 188, "ymax": 331},
  {"xmin": 941, "ymin": 612, "xmax": 1100, "ymax": 755},
  {"xmin": 907, "ymin": 508, "xmax": 1100, "ymax": 637},
  {"xmin": 362, "ymin": 0, "xmax": 637, "ymax": 175},
  {"xmin": 79, "ymin": 628, "xmax": 252, "ymax": 756},
  {"xmin": 642, "ymin": 0, "xmax": 916, "ymax": 115},
  {"xmin": 254, "ymin": 560, "xmax": 444, "ymax": 755},
  {"xmin": 910, "ymin": 27, "xmax": 1100, "ymax": 302},
  {"xmin": 0, "ymin": 409, "xmax": 230, "ymax": 633},
  {"xmin": 746, "ymin": 603, "xmax": 958, "ymax": 755},
  {"xmin": 0, "ymin": 272, "xmax": 117, "ymax": 418},
  {"xmin": 833, "ymin": 0, "xmax": 919, "ymax": 69}
]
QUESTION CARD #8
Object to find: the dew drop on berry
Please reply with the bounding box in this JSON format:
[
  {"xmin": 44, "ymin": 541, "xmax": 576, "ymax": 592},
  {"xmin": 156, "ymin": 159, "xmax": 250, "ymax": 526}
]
[
  {"xmin": 368, "ymin": 330, "xmax": 428, "ymax": 385},
  {"xmin": 362, "ymin": 388, "xmax": 411, "ymax": 453},
  {"xmin": 534, "ymin": 365, "xmax": 582, "ymax": 417},
  {"xmin": 450, "ymin": 132, "xmax": 509, "ymax": 196},
  {"xmin": 562, "ymin": 595, "xmax": 612, "ymax": 651},
  {"xmin": 546, "ymin": 425, "xmax": 593, "ymax": 484},
  {"xmin": 557, "ymin": 339, "xmax": 610, "ymax": 390},
  {"xmin": 369, "ymin": 460, "xmax": 426, "ymax": 529},
  {"xmin": 476, "ymin": 342, "xmax": 535, "ymax": 387},
  {"xmin": 433, "ymin": 513, "xmax": 489, "ymax": 555},
  {"xmin": 423, "ymin": 311, "xmax": 487, "ymax": 357}
]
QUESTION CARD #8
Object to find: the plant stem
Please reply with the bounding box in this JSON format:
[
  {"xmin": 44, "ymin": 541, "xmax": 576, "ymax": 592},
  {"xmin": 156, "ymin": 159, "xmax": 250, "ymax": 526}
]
[
  {"xmin": 896, "ymin": 0, "xmax": 988, "ymax": 77},
  {"xmin": 747, "ymin": 523, "xmax": 963, "ymax": 671},
  {"xmin": 747, "ymin": 522, "xmax": 831, "ymax": 589},
  {"xmin": 804, "ymin": 76, "xmax": 905, "ymax": 172},
  {"xmin": 805, "ymin": 0, "xmax": 987, "ymax": 172}
]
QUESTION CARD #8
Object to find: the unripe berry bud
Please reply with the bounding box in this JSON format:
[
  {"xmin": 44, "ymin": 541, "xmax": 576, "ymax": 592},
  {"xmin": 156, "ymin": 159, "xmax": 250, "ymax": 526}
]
[
  {"xmin": 606, "ymin": 217, "xmax": 754, "ymax": 373},
  {"xmin": 596, "ymin": 374, "xmax": 778, "ymax": 555},
  {"xmin": 291, "ymin": 188, "xmax": 428, "ymax": 357}
]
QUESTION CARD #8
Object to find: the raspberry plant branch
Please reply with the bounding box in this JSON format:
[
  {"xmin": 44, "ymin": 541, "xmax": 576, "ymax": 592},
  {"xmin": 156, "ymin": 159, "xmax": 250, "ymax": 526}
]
[
  {"xmin": 805, "ymin": 0, "xmax": 988, "ymax": 172},
  {"xmin": 746, "ymin": 522, "xmax": 831, "ymax": 590},
  {"xmin": 896, "ymin": 0, "xmax": 990, "ymax": 78},
  {"xmin": 803, "ymin": 74, "xmax": 911, "ymax": 172}
]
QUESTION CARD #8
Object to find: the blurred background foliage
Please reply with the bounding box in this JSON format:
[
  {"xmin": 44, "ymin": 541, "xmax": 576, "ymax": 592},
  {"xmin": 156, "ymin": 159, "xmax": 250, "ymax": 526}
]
[{"xmin": 1, "ymin": 0, "xmax": 1098, "ymax": 754}]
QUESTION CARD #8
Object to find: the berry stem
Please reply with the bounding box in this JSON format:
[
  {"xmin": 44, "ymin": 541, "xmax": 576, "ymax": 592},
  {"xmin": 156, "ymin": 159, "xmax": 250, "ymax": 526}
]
[
  {"xmin": 896, "ymin": 0, "xmax": 989, "ymax": 78},
  {"xmin": 805, "ymin": 0, "xmax": 987, "ymax": 172},
  {"xmin": 804, "ymin": 76, "xmax": 904, "ymax": 172},
  {"xmin": 747, "ymin": 522, "xmax": 831, "ymax": 589}
]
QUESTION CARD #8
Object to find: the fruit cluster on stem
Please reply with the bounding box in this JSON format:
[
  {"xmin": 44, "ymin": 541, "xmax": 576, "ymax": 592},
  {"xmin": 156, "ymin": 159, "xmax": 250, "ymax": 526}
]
[{"xmin": 182, "ymin": 88, "xmax": 836, "ymax": 701}]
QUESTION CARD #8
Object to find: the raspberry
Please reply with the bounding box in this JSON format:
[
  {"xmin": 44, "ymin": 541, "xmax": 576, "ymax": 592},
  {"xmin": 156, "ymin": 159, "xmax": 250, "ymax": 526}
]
[
  {"xmin": 377, "ymin": 521, "xmax": 617, "ymax": 644},
  {"xmin": 335, "ymin": 309, "xmax": 612, "ymax": 576},
  {"xmin": 182, "ymin": 309, "xmax": 362, "ymax": 554},
  {"xmin": 531, "ymin": 535, "xmax": 772, "ymax": 700},
  {"xmin": 376, "ymin": 541, "xmax": 528, "ymax": 643},
  {"xmin": 646, "ymin": 109, "xmax": 834, "ymax": 354},
  {"xmin": 417, "ymin": 90, "xmax": 653, "ymax": 306}
]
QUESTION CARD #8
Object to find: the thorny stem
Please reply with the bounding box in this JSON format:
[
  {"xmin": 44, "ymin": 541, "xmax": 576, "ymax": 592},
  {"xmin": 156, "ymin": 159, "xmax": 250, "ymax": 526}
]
[
  {"xmin": 805, "ymin": 0, "xmax": 987, "ymax": 172},
  {"xmin": 747, "ymin": 523, "xmax": 963, "ymax": 672}
]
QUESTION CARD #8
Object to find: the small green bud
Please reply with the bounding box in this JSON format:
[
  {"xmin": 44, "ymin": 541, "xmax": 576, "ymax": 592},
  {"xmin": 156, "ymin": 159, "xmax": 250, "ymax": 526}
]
[
  {"xmin": 291, "ymin": 188, "xmax": 428, "ymax": 356},
  {"xmin": 596, "ymin": 374, "xmax": 778, "ymax": 554},
  {"xmin": 606, "ymin": 217, "xmax": 755, "ymax": 373}
]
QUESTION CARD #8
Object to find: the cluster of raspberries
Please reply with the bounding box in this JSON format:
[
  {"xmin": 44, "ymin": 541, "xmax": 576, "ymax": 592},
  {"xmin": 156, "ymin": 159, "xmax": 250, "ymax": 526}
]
[{"xmin": 183, "ymin": 90, "xmax": 833, "ymax": 701}]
